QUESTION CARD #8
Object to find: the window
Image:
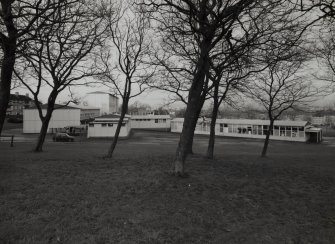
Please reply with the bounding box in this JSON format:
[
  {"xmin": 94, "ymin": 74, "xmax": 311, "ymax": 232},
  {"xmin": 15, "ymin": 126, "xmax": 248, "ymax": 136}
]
[
  {"xmin": 252, "ymin": 125, "xmax": 257, "ymax": 135},
  {"xmin": 155, "ymin": 119, "xmax": 158, "ymax": 123},
  {"xmin": 89, "ymin": 123, "xmax": 94, "ymax": 127},
  {"xmin": 108, "ymin": 123, "xmax": 113, "ymax": 127},
  {"xmin": 233, "ymin": 124, "xmax": 239, "ymax": 133},
  {"xmin": 292, "ymin": 127, "xmax": 298, "ymax": 137},
  {"xmin": 220, "ymin": 123, "xmax": 224, "ymax": 132},
  {"xmin": 101, "ymin": 123, "xmax": 107, "ymax": 127},
  {"xmin": 285, "ymin": 126, "xmax": 292, "ymax": 137},
  {"xmin": 280, "ymin": 126, "xmax": 285, "ymax": 136},
  {"xmin": 258, "ymin": 125, "xmax": 263, "ymax": 135},
  {"xmin": 273, "ymin": 126, "xmax": 280, "ymax": 136},
  {"xmin": 228, "ymin": 124, "xmax": 233, "ymax": 133},
  {"xmin": 121, "ymin": 123, "xmax": 126, "ymax": 126},
  {"xmin": 163, "ymin": 119, "xmax": 166, "ymax": 123}
]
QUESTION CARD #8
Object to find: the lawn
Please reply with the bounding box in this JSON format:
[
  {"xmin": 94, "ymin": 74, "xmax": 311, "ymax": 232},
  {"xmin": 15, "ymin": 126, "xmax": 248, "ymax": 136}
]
[{"xmin": 1, "ymin": 131, "xmax": 335, "ymax": 243}]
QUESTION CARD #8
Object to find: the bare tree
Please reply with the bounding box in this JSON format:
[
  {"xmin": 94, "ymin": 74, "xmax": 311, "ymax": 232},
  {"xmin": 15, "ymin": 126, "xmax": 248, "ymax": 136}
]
[
  {"xmin": 16, "ymin": 0, "xmax": 111, "ymax": 152},
  {"xmin": 206, "ymin": 69, "xmax": 247, "ymax": 159},
  {"xmin": 246, "ymin": 46, "xmax": 316, "ymax": 157},
  {"xmin": 298, "ymin": 0, "xmax": 335, "ymax": 19},
  {"xmin": 0, "ymin": 0, "xmax": 66, "ymax": 135},
  {"xmin": 141, "ymin": 0, "xmax": 268, "ymax": 176},
  {"xmin": 205, "ymin": 0, "xmax": 312, "ymax": 159},
  {"xmin": 314, "ymin": 24, "xmax": 335, "ymax": 83},
  {"xmin": 99, "ymin": 3, "xmax": 152, "ymax": 158}
]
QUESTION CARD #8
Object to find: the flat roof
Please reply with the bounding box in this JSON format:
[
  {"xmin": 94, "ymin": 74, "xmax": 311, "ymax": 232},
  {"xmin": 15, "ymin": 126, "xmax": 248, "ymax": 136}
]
[
  {"xmin": 68, "ymin": 103, "xmax": 100, "ymax": 110},
  {"xmin": 25, "ymin": 104, "xmax": 80, "ymax": 110},
  {"xmin": 131, "ymin": 115, "xmax": 171, "ymax": 119},
  {"xmin": 93, "ymin": 114, "xmax": 130, "ymax": 122},
  {"xmin": 305, "ymin": 127, "xmax": 322, "ymax": 132}
]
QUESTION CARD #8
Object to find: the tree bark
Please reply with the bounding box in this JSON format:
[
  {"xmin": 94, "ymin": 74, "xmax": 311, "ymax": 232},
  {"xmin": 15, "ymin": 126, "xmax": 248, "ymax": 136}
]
[
  {"xmin": 185, "ymin": 97, "xmax": 205, "ymax": 155},
  {"xmin": 34, "ymin": 94, "xmax": 57, "ymax": 152},
  {"xmin": 34, "ymin": 113, "xmax": 52, "ymax": 152},
  {"xmin": 106, "ymin": 98, "xmax": 129, "ymax": 158},
  {"xmin": 206, "ymin": 85, "xmax": 219, "ymax": 159},
  {"xmin": 174, "ymin": 39, "xmax": 210, "ymax": 176},
  {"xmin": 261, "ymin": 120, "xmax": 274, "ymax": 157},
  {"xmin": 0, "ymin": 39, "xmax": 16, "ymax": 135}
]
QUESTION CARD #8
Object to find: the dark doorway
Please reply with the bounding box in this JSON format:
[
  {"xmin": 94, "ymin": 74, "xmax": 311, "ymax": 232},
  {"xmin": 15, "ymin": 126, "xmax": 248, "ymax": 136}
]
[{"xmin": 308, "ymin": 132, "xmax": 318, "ymax": 143}]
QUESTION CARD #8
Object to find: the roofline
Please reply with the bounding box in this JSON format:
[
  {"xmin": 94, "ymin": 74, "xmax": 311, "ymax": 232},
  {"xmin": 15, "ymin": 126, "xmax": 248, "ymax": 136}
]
[{"xmin": 24, "ymin": 104, "xmax": 80, "ymax": 110}]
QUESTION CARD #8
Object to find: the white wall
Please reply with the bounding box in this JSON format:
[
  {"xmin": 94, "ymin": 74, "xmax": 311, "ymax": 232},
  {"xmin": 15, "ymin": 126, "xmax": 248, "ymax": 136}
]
[
  {"xmin": 82, "ymin": 94, "xmax": 109, "ymax": 115},
  {"xmin": 82, "ymin": 93, "xmax": 118, "ymax": 115},
  {"xmin": 130, "ymin": 115, "xmax": 171, "ymax": 130},
  {"xmin": 87, "ymin": 121, "xmax": 131, "ymax": 138},
  {"xmin": 23, "ymin": 109, "xmax": 80, "ymax": 133}
]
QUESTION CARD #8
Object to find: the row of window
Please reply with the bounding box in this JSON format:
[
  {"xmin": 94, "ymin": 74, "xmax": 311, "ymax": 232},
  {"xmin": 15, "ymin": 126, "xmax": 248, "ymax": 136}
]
[
  {"xmin": 219, "ymin": 124, "xmax": 305, "ymax": 138},
  {"xmin": 133, "ymin": 119, "xmax": 167, "ymax": 123},
  {"xmin": 89, "ymin": 123, "xmax": 126, "ymax": 127},
  {"xmin": 134, "ymin": 119, "xmax": 152, "ymax": 121}
]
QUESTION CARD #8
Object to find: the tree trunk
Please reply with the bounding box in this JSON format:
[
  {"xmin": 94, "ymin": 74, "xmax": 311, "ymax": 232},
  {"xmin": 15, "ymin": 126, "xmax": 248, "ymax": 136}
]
[
  {"xmin": 106, "ymin": 99, "xmax": 128, "ymax": 158},
  {"xmin": 34, "ymin": 95, "xmax": 57, "ymax": 152},
  {"xmin": 206, "ymin": 87, "xmax": 219, "ymax": 159},
  {"xmin": 185, "ymin": 91, "xmax": 208, "ymax": 155},
  {"xmin": 261, "ymin": 120, "xmax": 274, "ymax": 157},
  {"xmin": 35, "ymin": 114, "xmax": 52, "ymax": 152},
  {"xmin": 0, "ymin": 40, "xmax": 16, "ymax": 135},
  {"xmin": 174, "ymin": 40, "xmax": 210, "ymax": 176}
]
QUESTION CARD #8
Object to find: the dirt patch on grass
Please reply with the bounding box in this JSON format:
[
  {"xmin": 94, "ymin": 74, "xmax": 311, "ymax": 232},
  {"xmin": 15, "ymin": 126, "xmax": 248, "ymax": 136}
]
[{"xmin": 1, "ymin": 137, "xmax": 335, "ymax": 243}]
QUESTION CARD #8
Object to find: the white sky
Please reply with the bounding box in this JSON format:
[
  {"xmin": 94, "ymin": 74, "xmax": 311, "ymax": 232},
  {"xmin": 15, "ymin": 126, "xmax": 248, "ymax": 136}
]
[{"xmin": 10, "ymin": 2, "xmax": 335, "ymax": 111}]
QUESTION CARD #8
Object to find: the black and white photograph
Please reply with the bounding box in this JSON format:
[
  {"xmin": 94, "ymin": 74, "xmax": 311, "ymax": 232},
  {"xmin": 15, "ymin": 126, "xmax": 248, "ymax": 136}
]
[{"xmin": 1, "ymin": 0, "xmax": 335, "ymax": 243}]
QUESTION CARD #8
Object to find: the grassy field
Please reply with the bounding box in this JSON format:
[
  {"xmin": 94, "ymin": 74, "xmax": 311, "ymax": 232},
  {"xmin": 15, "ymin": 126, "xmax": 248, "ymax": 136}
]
[{"xmin": 1, "ymin": 131, "xmax": 335, "ymax": 243}]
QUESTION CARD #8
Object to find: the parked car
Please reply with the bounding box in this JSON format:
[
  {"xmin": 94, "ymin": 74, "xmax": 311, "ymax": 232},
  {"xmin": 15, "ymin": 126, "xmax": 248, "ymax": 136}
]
[{"xmin": 53, "ymin": 133, "xmax": 75, "ymax": 142}]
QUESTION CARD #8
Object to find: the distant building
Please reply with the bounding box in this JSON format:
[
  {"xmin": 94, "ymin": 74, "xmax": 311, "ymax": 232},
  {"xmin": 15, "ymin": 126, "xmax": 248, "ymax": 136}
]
[
  {"xmin": 68, "ymin": 103, "xmax": 100, "ymax": 122},
  {"xmin": 311, "ymin": 116, "xmax": 326, "ymax": 126},
  {"xmin": 171, "ymin": 118, "xmax": 322, "ymax": 143},
  {"xmin": 81, "ymin": 91, "xmax": 118, "ymax": 115},
  {"xmin": 7, "ymin": 92, "xmax": 35, "ymax": 115},
  {"xmin": 23, "ymin": 104, "xmax": 80, "ymax": 133},
  {"xmin": 130, "ymin": 114, "xmax": 171, "ymax": 131},
  {"xmin": 87, "ymin": 114, "xmax": 131, "ymax": 138},
  {"xmin": 80, "ymin": 107, "xmax": 100, "ymax": 122}
]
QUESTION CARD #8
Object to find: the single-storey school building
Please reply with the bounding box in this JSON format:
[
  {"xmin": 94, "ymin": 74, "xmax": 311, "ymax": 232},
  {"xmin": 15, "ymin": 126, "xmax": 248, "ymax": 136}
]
[
  {"xmin": 130, "ymin": 114, "xmax": 171, "ymax": 131},
  {"xmin": 171, "ymin": 118, "xmax": 322, "ymax": 143},
  {"xmin": 87, "ymin": 114, "xmax": 131, "ymax": 138},
  {"xmin": 23, "ymin": 104, "xmax": 80, "ymax": 133}
]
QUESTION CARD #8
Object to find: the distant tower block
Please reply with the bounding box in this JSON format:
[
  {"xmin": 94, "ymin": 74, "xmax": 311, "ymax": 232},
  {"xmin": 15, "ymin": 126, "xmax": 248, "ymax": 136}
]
[{"xmin": 81, "ymin": 91, "xmax": 119, "ymax": 115}]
